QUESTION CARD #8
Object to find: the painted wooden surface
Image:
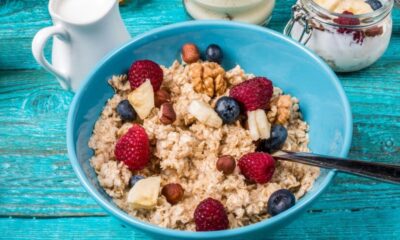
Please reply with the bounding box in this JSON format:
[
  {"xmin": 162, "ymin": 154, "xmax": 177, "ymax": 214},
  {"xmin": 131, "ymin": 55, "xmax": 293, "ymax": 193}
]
[{"xmin": 0, "ymin": 0, "xmax": 399, "ymax": 239}]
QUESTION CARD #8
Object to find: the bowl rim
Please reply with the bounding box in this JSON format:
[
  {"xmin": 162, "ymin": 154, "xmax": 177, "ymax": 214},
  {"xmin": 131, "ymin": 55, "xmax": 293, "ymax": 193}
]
[{"xmin": 67, "ymin": 20, "xmax": 353, "ymax": 238}]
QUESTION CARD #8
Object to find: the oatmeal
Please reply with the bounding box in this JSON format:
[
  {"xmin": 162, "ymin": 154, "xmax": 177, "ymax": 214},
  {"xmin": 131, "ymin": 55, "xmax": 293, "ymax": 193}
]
[{"xmin": 88, "ymin": 43, "xmax": 319, "ymax": 231}]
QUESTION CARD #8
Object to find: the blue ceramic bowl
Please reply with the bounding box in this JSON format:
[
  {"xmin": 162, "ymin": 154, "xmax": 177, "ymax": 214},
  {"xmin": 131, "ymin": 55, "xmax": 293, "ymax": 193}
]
[{"xmin": 67, "ymin": 21, "xmax": 352, "ymax": 239}]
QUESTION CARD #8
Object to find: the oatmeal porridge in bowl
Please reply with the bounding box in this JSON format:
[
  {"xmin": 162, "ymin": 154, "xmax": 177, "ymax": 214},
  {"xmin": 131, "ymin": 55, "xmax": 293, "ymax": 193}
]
[
  {"xmin": 67, "ymin": 21, "xmax": 352, "ymax": 239},
  {"xmin": 89, "ymin": 46, "xmax": 319, "ymax": 230}
]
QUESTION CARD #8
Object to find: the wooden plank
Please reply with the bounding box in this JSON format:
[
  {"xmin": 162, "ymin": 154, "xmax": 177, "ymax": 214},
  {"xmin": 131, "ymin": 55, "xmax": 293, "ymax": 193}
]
[{"xmin": 1, "ymin": 207, "xmax": 400, "ymax": 239}]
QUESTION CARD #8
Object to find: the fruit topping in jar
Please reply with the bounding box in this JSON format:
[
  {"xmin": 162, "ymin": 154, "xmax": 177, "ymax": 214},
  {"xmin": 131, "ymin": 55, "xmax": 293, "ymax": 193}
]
[{"xmin": 285, "ymin": 0, "xmax": 393, "ymax": 72}]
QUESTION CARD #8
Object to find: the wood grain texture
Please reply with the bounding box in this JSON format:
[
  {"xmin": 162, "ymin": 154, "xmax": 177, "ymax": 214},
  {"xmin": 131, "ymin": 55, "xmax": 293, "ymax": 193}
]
[
  {"xmin": 1, "ymin": 205, "xmax": 400, "ymax": 239},
  {"xmin": 0, "ymin": 0, "xmax": 399, "ymax": 239}
]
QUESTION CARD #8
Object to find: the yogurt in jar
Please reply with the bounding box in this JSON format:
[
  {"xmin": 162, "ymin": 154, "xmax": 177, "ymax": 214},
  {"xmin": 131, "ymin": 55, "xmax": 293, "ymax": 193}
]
[
  {"xmin": 184, "ymin": 0, "xmax": 276, "ymax": 25},
  {"xmin": 286, "ymin": 0, "xmax": 394, "ymax": 72}
]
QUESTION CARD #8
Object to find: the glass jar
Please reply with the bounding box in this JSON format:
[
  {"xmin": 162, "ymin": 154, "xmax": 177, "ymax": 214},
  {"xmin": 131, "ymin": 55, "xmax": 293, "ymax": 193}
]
[
  {"xmin": 183, "ymin": 0, "xmax": 276, "ymax": 25},
  {"xmin": 284, "ymin": 0, "xmax": 394, "ymax": 72}
]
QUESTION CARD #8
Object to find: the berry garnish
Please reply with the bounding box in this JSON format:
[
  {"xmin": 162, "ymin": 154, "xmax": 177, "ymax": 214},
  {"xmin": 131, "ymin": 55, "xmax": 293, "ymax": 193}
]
[
  {"xmin": 333, "ymin": 11, "xmax": 360, "ymax": 26},
  {"xmin": 205, "ymin": 44, "xmax": 223, "ymax": 64},
  {"xmin": 256, "ymin": 125, "xmax": 288, "ymax": 153},
  {"xmin": 129, "ymin": 175, "xmax": 145, "ymax": 187},
  {"xmin": 229, "ymin": 77, "xmax": 273, "ymax": 112},
  {"xmin": 214, "ymin": 96, "xmax": 241, "ymax": 124},
  {"xmin": 366, "ymin": 0, "xmax": 383, "ymax": 10},
  {"xmin": 128, "ymin": 60, "xmax": 163, "ymax": 91},
  {"xmin": 238, "ymin": 152, "xmax": 275, "ymax": 184},
  {"xmin": 267, "ymin": 189, "xmax": 296, "ymax": 216},
  {"xmin": 194, "ymin": 198, "xmax": 229, "ymax": 231},
  {"xmin": 114, "ymin": 124, "xmax": 150, "ymax": 171},
  {"xmin": 333, "ymin": 11, "xmax": 365, "ymax": 44},
  {"xmin": 116, "ymin": 100, "xmax": 137, "ymax": 121}
]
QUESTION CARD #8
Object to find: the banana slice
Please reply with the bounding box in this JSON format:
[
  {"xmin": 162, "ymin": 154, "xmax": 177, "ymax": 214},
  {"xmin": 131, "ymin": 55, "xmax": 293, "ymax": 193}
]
[
  {"xmin": 247, "ymin": 111, "xmax": 260, "ymax": 141},
  {"xmin": 255, "ymin": 109, "xmax": 271, "ymax": 139},
  {"xmin": 128, "ymin": 80, "xmax": 155, "ymax": 119},
  {"xmin": 187, "ymin": 100, "xmax": 222, "ymax": 128},
  {"xmin": 313, "ymin": 0, "xmax": 342, "ymax": 11},
  {"xmin": 335, "ymin": 0, "xmax": 373, "ymax": 14},
  {"xmin": 314, "ymin": 0, "xmax": 373, "ymax": 14},
  {"xmin": 127, "ymin": 176, "xmax": 161, "ymax": 209},
  {"xmin": 247, "ymin": 109, "xmax": 271, "ymax": 141}
]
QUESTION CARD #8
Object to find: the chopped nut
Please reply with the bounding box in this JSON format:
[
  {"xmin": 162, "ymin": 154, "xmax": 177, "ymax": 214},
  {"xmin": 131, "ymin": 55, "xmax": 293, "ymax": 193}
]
[
  {"xmin": 189, "ymin": 62, "xmax": 227, "ymax": 97},
  {"xmin": 214, "ymin": 74, "xmax": 226, "ymax": 96},
  {"xmin": 216, "ymin": 155, "xmax": 236, "ymax": 175},
  {"xmin": 159, "ymin": 102, "xmax": 176, "ymax": 125},
  {"xmin": 181, "ymin": 43, "xmax": 200, "ymax": 64},
  {"xmin": 276, "ymin": 95, "xmax": 292, "ymax": 124},
  {"xmin": 190, "ymin": 62, "xmax": 204, "ymax": 93},
  {"xmin": 155, "ymin": 88, "xmax": 171, "ymax": 108},
  {"xmin": 161, "ymin": 183, "xmax": 184, "ymax": 205}
]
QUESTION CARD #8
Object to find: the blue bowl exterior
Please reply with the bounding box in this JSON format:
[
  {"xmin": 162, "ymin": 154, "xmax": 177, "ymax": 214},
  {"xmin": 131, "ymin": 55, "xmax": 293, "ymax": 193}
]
[{"xmin": 67, "ymin": 21, "xmax": 352, "ymax": 239}]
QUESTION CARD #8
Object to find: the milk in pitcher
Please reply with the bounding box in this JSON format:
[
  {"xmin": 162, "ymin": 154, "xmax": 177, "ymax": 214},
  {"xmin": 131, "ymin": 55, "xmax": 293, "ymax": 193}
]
[{"xmin": 54, "ymin": 0, "xmax": 115, "ymax": 24}]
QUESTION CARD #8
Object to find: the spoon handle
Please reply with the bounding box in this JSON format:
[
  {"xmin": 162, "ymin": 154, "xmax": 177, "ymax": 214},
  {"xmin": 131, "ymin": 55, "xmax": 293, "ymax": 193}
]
[{"xmin": 274, "ymin": 151, "xmax": 400, "ymax": 184}]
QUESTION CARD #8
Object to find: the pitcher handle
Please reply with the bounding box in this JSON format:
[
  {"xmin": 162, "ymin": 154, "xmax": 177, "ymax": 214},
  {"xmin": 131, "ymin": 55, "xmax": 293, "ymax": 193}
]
[{"xmin": 32, "ymin": 25, "xmax": 71, "ymax": 90}]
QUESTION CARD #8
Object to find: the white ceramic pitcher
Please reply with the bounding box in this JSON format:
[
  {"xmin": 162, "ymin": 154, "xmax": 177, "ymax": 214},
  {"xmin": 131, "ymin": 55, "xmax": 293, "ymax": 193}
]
[{"xmin": 32, "ymin": 0, "xmax": 130, "ymax": 91}]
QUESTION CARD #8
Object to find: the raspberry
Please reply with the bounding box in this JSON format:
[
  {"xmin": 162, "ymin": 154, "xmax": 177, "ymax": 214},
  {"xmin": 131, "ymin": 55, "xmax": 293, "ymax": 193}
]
[
  {"xmin": 229, "ymin": 77, "xmax": 273, "ymax": 112},
  {"xmin": 128, "ymin": 60, "xmax": 163, "ymax": 91},
  {"xmin": 114, "ymin": 124, "xmax": 150, "ymax": 170},
  {"xmin": 194, "ymin": 198, "xmax": 229, "ymax": 231},
  {"xmin": 333, "ymin": 11, "xmax": 365, "ymax": 44},
  {"xmin": 333, "ymin": 11, "xmax": 360, "ymax": 26},
  {"xmin": 238, "ymin": 152, "xmax": 275, "ymax": 184}
]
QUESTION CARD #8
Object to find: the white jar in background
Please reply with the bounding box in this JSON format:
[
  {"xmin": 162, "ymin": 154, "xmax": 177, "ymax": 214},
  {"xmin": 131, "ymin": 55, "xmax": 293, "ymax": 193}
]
[
  {"xmin": 183, "ymin": 0, "xmax": 276, "ymax": 25},
  {"xmin": 284, "ymin": 0, "xmax": 394, "ymax": 72}
]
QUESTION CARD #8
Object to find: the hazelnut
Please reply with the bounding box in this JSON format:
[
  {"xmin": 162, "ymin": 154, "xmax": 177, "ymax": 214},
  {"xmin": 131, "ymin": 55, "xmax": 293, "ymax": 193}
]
[
  {"xmin": 155, "ymin": 89, "xmax": 171, "ymax": 108},
  {"xmin": 162, "ymin": 183, "xmax": 184, "ymax": 205},
  {"xmin": 181, "ymin": 43, "xmax": 200, "ymax": 64},
  {"xmin": 216, "ymin": 155, "xmax": 236, "ymax": 175},
  {"xmin": 159, "ymin": 102, "xmax": 176, "ymax": 125}
]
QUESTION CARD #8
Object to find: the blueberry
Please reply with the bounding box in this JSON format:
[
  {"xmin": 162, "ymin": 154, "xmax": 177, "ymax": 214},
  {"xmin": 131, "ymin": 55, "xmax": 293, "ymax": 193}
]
[
  {"xmin": 117, "ymin": 100, "xmax": 136, "ymax": 121},
  {"xmin": 366, "ymin": 0, "xmax": 382, "ymax": 10},
  {"xmin": 267, "ymin": 189, "xmax": 296, "ymax": 216},
  {"xmin": 256, "ymin": 125, "xmax": 288, "ymax": 153},
  {"xmin": 205, "ymin": 44, "xmax": 223, "ymax": 63},
  {"xmin": 129, "ymin": 175, "xmax": 145, "ymax": 187},
  {"xmin": 215, "ymin": 96, "xmax": 241, "ymax": 124}
]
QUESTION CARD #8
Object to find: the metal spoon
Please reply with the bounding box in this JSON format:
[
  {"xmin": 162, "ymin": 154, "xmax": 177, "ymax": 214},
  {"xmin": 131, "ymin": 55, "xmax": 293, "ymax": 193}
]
[{"xmin": 273, "ymin": 150, "xmax": 400, "ymax": 184}]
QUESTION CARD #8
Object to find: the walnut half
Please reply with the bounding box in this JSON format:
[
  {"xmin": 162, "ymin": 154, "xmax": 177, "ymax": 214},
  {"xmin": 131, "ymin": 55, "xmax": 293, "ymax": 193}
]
[{"xmin": 189, "ymin": 62, "xmax": 227, "ymax": 97}]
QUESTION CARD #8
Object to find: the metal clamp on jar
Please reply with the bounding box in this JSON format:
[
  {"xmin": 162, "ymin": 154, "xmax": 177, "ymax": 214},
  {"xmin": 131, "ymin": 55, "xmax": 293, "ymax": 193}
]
[{"xmin": 284, "ymin": 0, "xmax": 394, "ymax": 72}]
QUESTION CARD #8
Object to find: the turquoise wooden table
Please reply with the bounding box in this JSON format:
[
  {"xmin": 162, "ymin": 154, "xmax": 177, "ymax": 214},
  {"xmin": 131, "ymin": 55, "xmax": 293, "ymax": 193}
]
[{"xmin": 0, "ymin": 0, "xmax": 399, "ymax": 239}]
